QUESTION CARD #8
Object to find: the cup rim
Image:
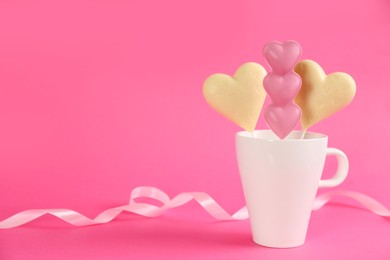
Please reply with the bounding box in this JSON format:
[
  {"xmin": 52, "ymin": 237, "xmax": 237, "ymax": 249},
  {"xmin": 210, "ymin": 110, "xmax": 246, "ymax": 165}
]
[{"xmin": 236, "ymin": 130, "xmax": 328, "ymax": 141}]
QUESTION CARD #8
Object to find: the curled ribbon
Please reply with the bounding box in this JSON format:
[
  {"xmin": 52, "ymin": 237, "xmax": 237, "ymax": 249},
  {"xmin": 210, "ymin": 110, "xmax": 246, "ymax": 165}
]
[{"xmin": 0, "ymin": 187, "xmax": 389, "ymax": 228}]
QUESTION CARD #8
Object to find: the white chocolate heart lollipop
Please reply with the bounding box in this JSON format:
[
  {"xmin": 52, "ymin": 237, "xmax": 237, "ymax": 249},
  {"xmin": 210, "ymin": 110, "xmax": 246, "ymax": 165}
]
[
  {"xmin": 203, "ymin": 62, "xmax": 267, "ymax": 132},
  {"xmin": 294, "ymin": 60, "xmax": 356, "ymax": 130}
]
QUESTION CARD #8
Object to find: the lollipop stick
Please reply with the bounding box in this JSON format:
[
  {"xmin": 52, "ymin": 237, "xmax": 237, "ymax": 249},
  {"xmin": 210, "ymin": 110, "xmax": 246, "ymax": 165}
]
[{"xmin": 300, "ymin": 129, "xmax": 307, "ymax": 139}]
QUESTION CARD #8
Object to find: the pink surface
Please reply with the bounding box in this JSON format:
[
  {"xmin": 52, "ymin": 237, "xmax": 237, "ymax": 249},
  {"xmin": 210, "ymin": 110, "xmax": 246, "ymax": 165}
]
[{"xmin": 0, "ymin": 0, "xmax": 389, "ymax": 259}]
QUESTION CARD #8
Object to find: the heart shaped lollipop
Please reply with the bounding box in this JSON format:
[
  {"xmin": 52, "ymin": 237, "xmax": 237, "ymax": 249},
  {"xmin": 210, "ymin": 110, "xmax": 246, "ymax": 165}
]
[
  {"xmin": 263, "ymin": 41, "xmax": 302, "ymax": 75},
  {"xmin": 263, "ymin": 40, "xmax": 302, "ymax": 139},
  {"xmin": 203, "ymin": 62, "xmax": 267, "ymax": 132},
  {"xmin": 265, "ymin": 103, "xmax": 301, "ymax": 139},
  {"xmin": 294, "ymin": 60, "xmax": 356, "ymax": 130},
  {"xmin": 263, "ymin": 72, "xmax": 301, "ymax": 105}
]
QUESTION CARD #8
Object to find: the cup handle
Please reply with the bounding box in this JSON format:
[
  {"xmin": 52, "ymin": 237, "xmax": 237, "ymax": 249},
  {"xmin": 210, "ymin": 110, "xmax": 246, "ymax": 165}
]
[{"xmin": 319, "ymin": 148, "xmax": 349, "ymax": 188}]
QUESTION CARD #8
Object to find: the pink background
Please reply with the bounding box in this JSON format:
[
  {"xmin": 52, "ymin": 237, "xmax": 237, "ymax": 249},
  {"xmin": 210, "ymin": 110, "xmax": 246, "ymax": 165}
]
[{"xmin": 0, "ymin": 0, "xmax": 389, "ymax": 259}]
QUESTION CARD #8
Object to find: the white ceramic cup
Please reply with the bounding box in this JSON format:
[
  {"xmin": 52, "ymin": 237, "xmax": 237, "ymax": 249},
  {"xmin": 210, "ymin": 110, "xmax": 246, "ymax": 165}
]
[{"xmin": 236, "ymin": 130, "xmax": 348, "ymax": 248}]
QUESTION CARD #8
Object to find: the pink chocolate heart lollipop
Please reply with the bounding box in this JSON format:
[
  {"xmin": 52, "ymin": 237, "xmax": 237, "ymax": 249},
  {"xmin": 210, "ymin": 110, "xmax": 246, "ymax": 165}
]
[
  {"xmin": 263, "ymin": 72, "xmax": 301, "ymax": 105},
  {"xmin": 263, "ymin": 41, "xmax": 302, "ymax": 75},
  {"xmin": 263, "ymin": 40, "xmax": 302, "ymax": 139},
  {"xmin": 264, "ymin": 103, "xmax": 301, "ymax": 139}
]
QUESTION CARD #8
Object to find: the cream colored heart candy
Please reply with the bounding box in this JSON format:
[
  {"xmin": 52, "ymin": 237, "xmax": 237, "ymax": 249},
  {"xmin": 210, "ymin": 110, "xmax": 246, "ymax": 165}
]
[
  {"xmin": 203, "ymin": 62, "xmax": 267, "ymax": 132},
  {"xmin": 294, "ymin": 60, "xmax": 356, "ymax": 130}
]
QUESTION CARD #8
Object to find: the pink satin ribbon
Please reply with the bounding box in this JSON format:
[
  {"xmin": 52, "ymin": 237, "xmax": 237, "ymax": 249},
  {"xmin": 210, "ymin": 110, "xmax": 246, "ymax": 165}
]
[{"xmin": 0, "ymin": 187, "xmax": 388, "ymax": 228}]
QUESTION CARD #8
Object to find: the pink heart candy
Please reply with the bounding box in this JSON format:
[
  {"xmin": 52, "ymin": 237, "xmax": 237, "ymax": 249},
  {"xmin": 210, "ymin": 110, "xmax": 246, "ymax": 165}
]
[
  {"xmin": 263, "ymin": 72, "xmax": 301, "ymax": 105},
  {"xmin": 263, "ymin": 41, "xmax": 302, "ymax": 75},
  {"xmin": 264, "ymin": 103, "xmax": 301, "ymax": 139}
]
